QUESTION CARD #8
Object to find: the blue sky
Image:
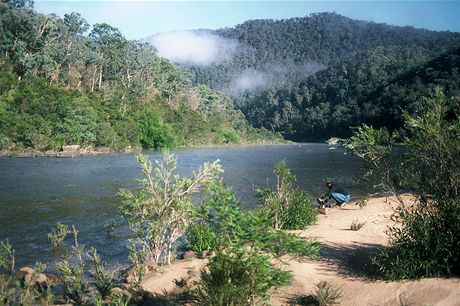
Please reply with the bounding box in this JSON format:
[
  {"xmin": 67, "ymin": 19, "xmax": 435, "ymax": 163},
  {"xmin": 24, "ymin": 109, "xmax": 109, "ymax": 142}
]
[{"xmin": 34, "ymin": 1, "xmax": 460, "ymax": 40}]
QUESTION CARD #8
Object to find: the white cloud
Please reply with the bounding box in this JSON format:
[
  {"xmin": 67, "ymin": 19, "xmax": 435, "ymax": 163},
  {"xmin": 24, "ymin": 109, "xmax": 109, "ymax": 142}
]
[{"xmin": 149, "ymin": 30, "xmax": 238, "ymax": 66}]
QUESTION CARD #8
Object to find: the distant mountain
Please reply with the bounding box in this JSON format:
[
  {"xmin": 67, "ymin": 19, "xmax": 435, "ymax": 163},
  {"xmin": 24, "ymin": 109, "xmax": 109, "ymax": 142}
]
[{"xmin": 164, "ymin": 12, "xmax": 460, "ymax": 140}]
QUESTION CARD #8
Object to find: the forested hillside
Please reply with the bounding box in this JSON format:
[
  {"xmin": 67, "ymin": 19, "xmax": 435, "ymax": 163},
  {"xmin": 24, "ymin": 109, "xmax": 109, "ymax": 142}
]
[
  {"xmin": 0, "ymin": 1, "xmax": 275, "ymax": 155},
  {"xmin": 187, "ymin": 13, "xmax": 460, "ymax": 140}
]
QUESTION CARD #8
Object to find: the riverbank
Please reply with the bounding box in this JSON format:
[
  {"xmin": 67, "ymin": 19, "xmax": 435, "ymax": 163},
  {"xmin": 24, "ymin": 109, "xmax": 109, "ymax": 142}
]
[
  {"xmin": 0, "ymin": 139, "xmax": 289, "ymax": 158},
  {"xmin": 138, "ymin": 194, "xmax": 460, "ymax": 305}
]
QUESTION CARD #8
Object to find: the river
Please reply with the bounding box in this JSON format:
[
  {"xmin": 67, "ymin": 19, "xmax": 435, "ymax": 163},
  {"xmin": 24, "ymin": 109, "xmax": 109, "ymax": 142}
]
[{"xmin": 0, "ymin": 144, "xmax": 365, "ymax": 270}]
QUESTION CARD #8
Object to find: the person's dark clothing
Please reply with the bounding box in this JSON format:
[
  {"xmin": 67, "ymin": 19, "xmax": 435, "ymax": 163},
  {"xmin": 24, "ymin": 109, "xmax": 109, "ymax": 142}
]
[
  {"xmin": 319, "ymin": 182, "xmax": 351, "ymax": 207},
  {"xmin": 328, "ymin": 183, "xmax": 349, "ymax": 196}
]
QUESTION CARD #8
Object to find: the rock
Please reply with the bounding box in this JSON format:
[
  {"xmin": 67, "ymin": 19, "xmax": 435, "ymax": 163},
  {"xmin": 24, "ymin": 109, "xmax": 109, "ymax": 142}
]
[
  {"xmin": 24, "ymin": 272, "xmax": 47, "ymax": 286},
  {"xmin": 112, "ymin": 287, "xmax": 131, "ymax": 297},
  {"xmin": 15, "ymin": 267, "xmax": 34, "ymax": 278},
  {"xmin": 62, "ymin": 145, "xmax": 80, "ymax": 152},
  {"xmin": 182, "ymin": 251, "xmax": 198, "ymax": 260},
  {"xmin": 44, "ymin": 150, "xmax": 57, "ymax": 157},
  {"xmin": 79, "ymin": 145, "xmax": 94, "ymax": 155},
  {"xmin": 58, "ymin": 145, "xmax": 80, "ymax": 157},
  {"xmin": 124, "ymin": 145, "xmax": 134, "ymax": 153},
  {"xmin": 94, "ymin": 146, "xmax": 110, "ymax": 154},
  {"xmin": 0, "ymin": 149, "xmax": 10, "ymax": 157}
]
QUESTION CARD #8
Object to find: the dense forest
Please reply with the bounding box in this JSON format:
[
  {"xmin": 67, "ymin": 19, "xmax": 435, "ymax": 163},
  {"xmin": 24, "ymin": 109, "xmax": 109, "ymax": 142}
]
[
  {"xmin": 187, "ymin": 13, "xmax": 460, "ymax": 140},
  {"xmin": 0, "ymin": 1, "xmax": 276, "ymax": 155}
]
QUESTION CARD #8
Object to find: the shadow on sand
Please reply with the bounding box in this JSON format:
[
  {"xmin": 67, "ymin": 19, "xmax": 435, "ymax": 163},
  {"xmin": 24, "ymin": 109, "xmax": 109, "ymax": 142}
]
[{"xmin": 315, "ymin": 241, "xmax": 382, "ymax": 279}]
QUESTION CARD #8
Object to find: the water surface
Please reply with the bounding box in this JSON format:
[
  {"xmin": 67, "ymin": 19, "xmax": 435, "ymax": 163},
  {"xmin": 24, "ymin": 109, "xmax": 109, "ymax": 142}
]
[{"xmin": 0, "ymin": 144, "xmax": 365, "ymax": 269}]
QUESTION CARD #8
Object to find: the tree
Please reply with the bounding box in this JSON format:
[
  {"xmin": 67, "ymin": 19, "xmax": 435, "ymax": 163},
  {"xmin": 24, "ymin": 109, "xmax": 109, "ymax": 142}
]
[
  {"xmin": 345, "ymin": 88, "xmax": 460, "ymax": 279},
  {"xmin": 119, "ymin": 153, "xmax": 222, "ymax": 265}
]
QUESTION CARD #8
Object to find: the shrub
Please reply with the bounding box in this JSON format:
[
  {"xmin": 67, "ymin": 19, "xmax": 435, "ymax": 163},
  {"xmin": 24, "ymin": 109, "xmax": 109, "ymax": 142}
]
[
  {"xmin": 346, "ymin": 88, "xmax": 460, "ymax": 279},
  {"xmin": 217, "ymin": 128, "xmax": 240, "ymax": 144},
  {"xmin": 350, "ymin": 219, "xmax": 365, "ymax": 231},
  {"xmin": 282, "ymin": 190, "xmax": 317, "ymax": 230},
  {"xmin": 195, "ymin": 181, "xmax": 320, "ymax": 258},
  {"xmin": 257, "ymin": 161, "xmax": 317, "ymax": 230},
  {"xmin": 186, "ymin": 222, "xmax": 218, "ymax": 253},
  {"xmin": 89, "ymin": 248, "xmax": 117, "ymax": 298},
  {"xmin": 119, "ymin": 153, "xmax": 222, "ymax": 265},
  {"xmin": 191, "ymin": 247, "xmax": 292, "ymax": 305},
  {"xmin": 56, "ymin": 227, "xmax": 88, "ymax": 304},
  {"xmin": 0, "ymin": 240, "xmax": 15, "ymax": 274},
  {"xmin": 47, "ymin": 222, "xmax": 69, "ymax": 247},
  {"xmin": 314, "ymin": 281, "xmax": 343, "ymax": 306},
  {"xmin": 356, "ymin": 195, "xmax": 370, "ymax": 208}
]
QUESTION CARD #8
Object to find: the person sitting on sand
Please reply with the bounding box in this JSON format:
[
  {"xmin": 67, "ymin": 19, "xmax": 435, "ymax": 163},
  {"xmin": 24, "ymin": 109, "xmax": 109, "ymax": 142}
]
[{"xmin": 317, "ymin": 180, "xmax": 351, "ymax": 209}]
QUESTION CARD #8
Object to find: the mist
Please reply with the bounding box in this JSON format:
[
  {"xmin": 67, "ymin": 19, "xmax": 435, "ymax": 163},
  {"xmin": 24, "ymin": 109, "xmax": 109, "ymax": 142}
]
[
  {"xmin": 148, "ymin": 30, "xmax": 239, "ymax": 66},
  {"xmin": 225, "ymin": 62, "xmax": 326, "ymax": 96}
]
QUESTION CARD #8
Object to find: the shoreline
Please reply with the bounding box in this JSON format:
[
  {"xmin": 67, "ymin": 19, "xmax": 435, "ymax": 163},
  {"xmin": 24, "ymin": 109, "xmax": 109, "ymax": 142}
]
[{"xmin": 0, "ymin": 139, "xmax": 298, "ymax": 158}]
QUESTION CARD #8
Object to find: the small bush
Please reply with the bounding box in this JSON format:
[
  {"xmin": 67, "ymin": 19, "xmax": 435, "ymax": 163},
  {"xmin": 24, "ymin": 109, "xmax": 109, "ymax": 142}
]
[
  {"xmin": 0, "ymin": 240, "xmax": 15, "ymax": 274},
  {"xmin": 192, "ymin": 247, "xmax": 292, "ymax": 305},
  {"xmin": 314, "ymin": 281, "xmax": 343, "ymax": 306},
  {"xmin": 47, "ymin": 222, "xmax": 69, "ymax": 247},
  {"xmin": 217, "ymin": 128, "xmax": 240, "ymax": 144},
  {"xmin": 103, "ymin": 219, "xmax": 116, "ymax": 235},
  {"xmin": 186, "ymin": 222, "xmax": 218, "ymax": 253},
  {"xmin": 350, "ymin": 220, "xmax": 365, "ymax": 231},
  {"xmin": 258, "ymin": 161, "xmax": 317, "ymax": 230},
  {"xmin": 56, "ymin": 227, "xmax": 88, "ymax": 304},
  {"xmin": 89, "ymin": 248, "xmax": 117, "ymax": 298},
  {"xmin": 356, "ymin": 195, "xmax": 369, "ymax": 208},
  {"xmin": 282, "ymin": 190, "xmax": 317, "ymax": 230}
]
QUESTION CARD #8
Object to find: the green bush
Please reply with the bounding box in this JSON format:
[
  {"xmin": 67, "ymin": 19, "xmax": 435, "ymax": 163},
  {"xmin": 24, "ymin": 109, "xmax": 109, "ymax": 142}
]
[
  {"xmin": 192, "ymin": 247, "xmax": 292, "ymax": 305},
  {"xmin": 194, "ymin": 181, "xmax": 319, "ymax": 258},
  {"xmin": 257, "ymin": 161, "xmax": 317, "ymax": 230},
  {"xmin": 47, "ymin": 222, "xmax": 69, "ymax": 247},
  {"xmin": 138, "ymin": 109, "xmax": 174, "ymax": 149},
  {"xmin": 217, "ymin": 128, "xmax": 240, "ymax": 144},
  {"xmin": 186, "ymin": 222, "xmax": 218, "ymax": 253},
  {"xmin": 346, "ymin": 88, "xmax": 460, "ymax": 279},
  {"xmin": 282, "ymin": 190, "xmax": 317, "ymax": 230}
]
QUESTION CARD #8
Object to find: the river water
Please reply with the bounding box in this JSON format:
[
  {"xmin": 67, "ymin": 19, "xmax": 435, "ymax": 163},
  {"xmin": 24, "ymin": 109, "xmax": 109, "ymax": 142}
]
[{"xmin": 0, "ymin": 144, "xmax": 365, "ymax": 270}]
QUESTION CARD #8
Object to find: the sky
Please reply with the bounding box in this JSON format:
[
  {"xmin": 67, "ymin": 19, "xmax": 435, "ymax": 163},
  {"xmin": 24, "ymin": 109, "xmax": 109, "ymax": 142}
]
[{"xmin": 33, "ymin": 1, "xmax": 460, "ymax": 40}]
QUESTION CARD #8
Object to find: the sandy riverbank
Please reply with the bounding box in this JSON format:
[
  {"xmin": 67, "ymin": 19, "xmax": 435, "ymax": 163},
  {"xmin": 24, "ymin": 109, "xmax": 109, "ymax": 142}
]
[{"xmin": 138, "ymin": 195, "xmax": 460, "ymax": 306}]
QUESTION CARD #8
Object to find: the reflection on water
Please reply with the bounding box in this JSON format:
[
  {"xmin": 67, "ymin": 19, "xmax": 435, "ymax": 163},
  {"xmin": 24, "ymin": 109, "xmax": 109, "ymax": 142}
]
[{"xmin": 0, "ymin": 144, "xmax": 364, "ymax": 269}]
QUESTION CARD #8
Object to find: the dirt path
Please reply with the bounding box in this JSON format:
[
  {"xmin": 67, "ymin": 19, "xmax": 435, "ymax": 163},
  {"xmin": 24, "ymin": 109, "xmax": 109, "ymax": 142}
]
[{"xmin": 271, "ymin": 195, "xmax": 460, "ymax": 306}]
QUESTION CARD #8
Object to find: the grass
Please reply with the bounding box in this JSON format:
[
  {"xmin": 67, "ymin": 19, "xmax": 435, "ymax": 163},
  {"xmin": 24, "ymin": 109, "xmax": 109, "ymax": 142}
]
[{"xmin": 350, "ymin": 219, "xmax": 365, "ymax": 231}]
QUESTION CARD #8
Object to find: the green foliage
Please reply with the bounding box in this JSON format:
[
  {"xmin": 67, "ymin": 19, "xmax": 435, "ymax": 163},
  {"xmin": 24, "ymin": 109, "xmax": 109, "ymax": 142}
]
[
  {"xmin": 56, "ymin": 226, "xmax": 88, "ymax": 304},
  {"xmin": 88, "ymin": 247, "xmax": 117, "ymax": 298},
  {"xmin": 190, "ymin": 13, "xmax": 460, "ymax": 141},
  {"xmin": 195, "ymin": 181, "xmax": 319, "ymax": 258},
  {"xmin": 138, "ymin": 108, "xmax": 174, "ymax": 149},
  {"xmin": 103, "ymin": 219, "xmax": 116, "ymax": 235},
  {"xmin": 119, "ymin": 153, "xmax": 222, "ymax": 265},
  {"xmin": 186, "ymin": 222, "xmax": 218, "ymax": 253},
  {"xmin": 347, "ymin": 88, "xmax": 460, "ymax": 279},
  {"xmin": 192, "ymin": 247, "xmax": 292, "ymax": 305},
  {"xmin": 0, "ymin": 242, "xmax": 55, "ymax": 306},
  {"xmin": 257, "ymin": 161, "xmax": 317, "ymax": 230},
  {"xmin": 47, "ymin": 222, "xmax": 69, "ymax": 247},
  {"xmin": 0, "ymin": 240, "xmax": 15, "ymax": 274},
  {"xmin": 0, "ymin": 5, "xmax": 277, "ymax": 152},
  {"xmin": 216, "ymin": 128, "xmax": 241, "ymax": 144}
]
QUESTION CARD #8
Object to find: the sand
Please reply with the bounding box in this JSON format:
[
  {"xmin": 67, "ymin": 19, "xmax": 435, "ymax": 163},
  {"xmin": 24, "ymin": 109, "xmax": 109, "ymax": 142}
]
[{"xmin": 140, "ymin": 195, "xmax": 460, "ymax": 306}]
